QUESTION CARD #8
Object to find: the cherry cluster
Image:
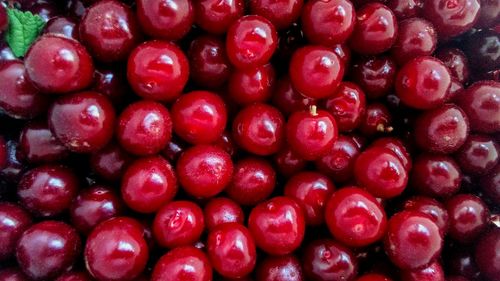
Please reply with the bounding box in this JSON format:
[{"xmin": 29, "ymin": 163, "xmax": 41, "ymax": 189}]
[{"xmin": 0, "ymin": 0, "xmax": 498, "ymax": 281}]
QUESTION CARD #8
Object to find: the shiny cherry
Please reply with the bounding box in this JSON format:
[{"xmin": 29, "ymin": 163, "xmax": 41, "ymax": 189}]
[
  {"xmin": 324, "ymin": 82, "xmax": 366, "ymax": 132},
  {"xmin": 152, "ymin": 246, "xmax": 212, "ymax": 281},
  {"xmin": 90, "ymin": 142, "xmax": 132, "ymax": 182},
  {"xmin": 55, "ymin": 271, "xmax": 94, "ymax": 281},
  {"xmin": 403, "ymin": 196, "xmax": 449, "ymax": 235},
  {"xmin": 19, "ymin": 120, "xmax": 69, "ymax": 164},
  {"xmin": 350, "ymin": 55, "xmax": 397, "ymax": 100},
  {"xmin": 92, "ymin": 67, "xmax": 129, "ymax": 106},
  {"xmin": 256, "ymin": 255, "xmax": 304, "ymax": 281},
  {"xmin": 359, "ymin": 103, "xmax": 393, "ymax": 136},
  {"xmin": 228, "ymin": 64, "xmax": 275, "ymax": 105},
  {"xmin": 0, "ymin": 267, "xmax": 31, "ymax": 281},
  {"xmin": 44, "ymin": 16, "xmax": 79, "ymax": 39},
  {"xmin": 411, "ymin": 154, "xmax": 461, "ymax": 198},
  {"xmin": 456, "ymin": 134, "xmax": 499, "ymax": 176},
  {"xmin": 273, "ymin": 145, "xmax": 308, "ymax": 178},
  {"xmin": 480, "ymin": 164, "xmax": 500, "ymax": 204},
  {"xmin": 423, "ymin": 0, "xmax": 480, "ymax": 38},
  {"xmin": 193, "ymin": 0, "xmax": 244, "ymax": 34},
  {"xmin": 315, "ymin": 135, "xmax": 360, "ymax": 183},
  {"xmin": 387, "ymin": 0, "xmax": 423, "ymax": 19},
  {"xmin": 446, "ymin": 194, "xmax": 489, "ymax": 243},
  {"xmin": 435, "ymin": 48, "xmax": 470, "ymax": 84},
  {"xmin": 204, "ymin": 197, "xmax": 244, "ymax": 230},
  {"xmin": 390, "ymin": 18, "xmax": 437, "ymax": 65},
  {"xmin": 0, "ymin": 203, "xmax": 32, "ymax": 261},
  {"xmin": 371, "ymin": 137, "xmax": 412, "ymax": 171},
  {"xmin": 399, "ymin": 261, "xmax": 445, "ymax": 281},
  {"xmin": 271, "ymin": 76, "xmax": 316, "ymax": 116}
]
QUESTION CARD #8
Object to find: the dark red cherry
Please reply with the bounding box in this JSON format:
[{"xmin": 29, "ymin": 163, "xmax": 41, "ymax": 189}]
[
  {"xmin": 0, "ymin": 5, "xmax": 7, "ymax": 33},
  {"xmin": 19, "ymin": 120, "xmax": 69, "ymax": 164},
  {"xmin": 400, "ymin": 261, "xmax": 445, "ymax": 281},
  {"xmin": 359, "ymin": 103, "xmax": 393, "ymax": 136},
  {"xmin": 152, "ymin": 246, "xmax": 212, "ymax": 281},
  {"xmin": 228, "ymin": 64, "xmax": 275, "ymax": 105},
  {"xmin": 423, "ymin": 0, "xmax": 480, "ymax": 38},
  {"xmin": 18, "ymin": 165, "xmax": 79, "ymax": 217},
  {"xmin": 213, "ymin": 131, "xmax": 238, "ymax": 157},
  {"xmin": 435, "ymin": 48, "xmax": 470, "ymax": 84},
  {"xmin": 226, "ymin": 157, "xmax": 276, "ymax": 206},
  {"xmin": 248, "ymin": 196, "xmax": 305, "ymax": 255},
  {"xmin": 273, "ymin": 145, "xmax": 308, "ymax": 178},
  {"xmin": 92, "ymin": 67, "xmax": 129, "ymax": 106},
  {"xmin": 446, "ymin": 194, "xmax": 489, "ymax": 243},
  {"xmin": 271, "ymin": 76, "xmax": 316, "ymax": 116},
  {"xmin": 474, "ymin": 228, "xmax": 500, "ymax": 281},
  {"xmin": 302, "ymin": 239, "xmax": 358, "ymax": 281},
  {"xmin": 371, "ymin": 137, "xmax": 412, "ymax": 171},
  {"xmin": 0, "ymin": 136, "xmax": 5, "ymax": 171},
  {"xmin": 90, "ymin": 142, "xmax": 132, "ymax": 182},
  {"xmin": 390, "ymin": 18, "xmax": 437, "ymax": 65},
  {"xmin": 136, "ymin": 0, "xmax": 194, "ymax": 40},
  {"xmin": 356, "ymin": 273, "xmax": 393, "ymax": 281},
  {"xmin": 161, "ymin": 137, "xmax": 188, "ymax": 163},
  {"xmin": 325, "ymin": 187, "xmax": 387, "ymax": 247},
  {"xmin": 85, "ymin": 217, "xmax": 149, "ymax": 281},
  {"xmin": 188, "ymin": 36, "xmax": 231, "ymax": 89},
  {"xmin": 324, "ymin": 82, "xmax": 367, "ymax": 132},
  {"xmin": 193, "ymin": 0, "xmax": 244, "ymax": 34},
  {"xmin": 0, "ymin": 203, "xmax": 32, "ymax": 261},
  {"xmin": 411, "ymin": 154, "xmax": 461, "ymax": 198},
  {"xmin": 24, "ymin": 34, "xmax": 94, "ymax": 94},
  {"xmin": 387, "ymin": 0, "xmax": 423, "ymax": 19},
  {"xmin": 384, "ymin": 211, "xmax": 443, "ymax": 269},
  {"xmin": 0, "ymin": 267, "xmax": 31, "ymax": 281},
  {"xmin": 43, "ymin": 16, "xmax": 79, "ymax": 40},
  {"xmin": 445, "ymin": 246, "xmax": 481, "ymax": 280},
  {"xmin": 456, "ymin": 134, "xmax": 499, "ymax": 176},
  {"xmin": 476, "ymin": 0, "xmax": 500, "ymax": 28},
  {"xmin": 70, "ymin": 185, "xmax": 124, "ymax": 234},
  {"xmin": 204, "ymin": 197, "xmax": 244, "ymax": 230},
  {"xmin": 350, "ymin": 55, "xmax": 397, "ymax": 100},
  {"xmin": 29, "ymin": 2, "xmax": 60, "ymax": 22},
  {"xmin": 480, "ymin": 164, "xmax": 500, "ymax": 204},
  {"xmin": 256, "ymin": 255, "xmax": 304, "ymax": 281},
  {"xmin": 463, "ymin": 29, "xmax": 500, "ymax": 72},
  {"xmin": 17, "ymin": 221, "xmax": 80, "ymax": 280},
  {"xmin": 55, "ymin": 271, "xmax": 94, "ymax": 281},
  {"xmin": 49, "ymin": 91, "xmax": 115, "ymax": 153},
  {"xmin": 403, "ymin": 196, "xmax": 449, "ymax": 235},
  {"xmin": 117, "ymin": 100, "xmax": 172, "ymax": 156},
  {"xmin": 176, "ymin": 145, "xmax": 233, "ymax": 198},
  {"xmin": 315, "ymin": 135, "xmax": 361, "ymax": 183}
]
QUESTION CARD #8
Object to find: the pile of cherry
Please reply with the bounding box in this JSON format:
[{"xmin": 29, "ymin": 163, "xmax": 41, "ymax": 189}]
[{"xmin": 0, "ymin": 0, "xmax": 499, "ymax": 280}]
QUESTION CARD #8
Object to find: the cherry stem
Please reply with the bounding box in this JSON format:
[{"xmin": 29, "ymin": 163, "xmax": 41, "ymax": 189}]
[{"xmin": 310, "ymin": 105, "xmax": 318, "ymax": 116}]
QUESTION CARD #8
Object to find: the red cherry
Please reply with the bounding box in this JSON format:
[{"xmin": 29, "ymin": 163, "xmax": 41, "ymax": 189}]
[
  {"xmin": 44, "ymin": 16, "xmax": 79, "ymax": 40},
  {"xmin": 0, "ymin": 203, "xmax": 32, "ymax": 261},
  {"xmin": 435, "ymin": 48, "xmax": 470, "ymax": 84},
  {"xmin": 359, "ymin": 103, "xmax": 393, "ymax": 136},
  {"xmin": 423, "ymin": 0, "xmax": 480, "ymax": 38},
  {"xmin": 90, "ymin": 142, "xmax": 132, "ymax": 182},
  {"xmin": 400, "ymin": 261, "xmax": 445, "ymax": 281},
  {"xmin": 256, "ymin": 255, "xmax": 304, "ymax": 281},
  {"xmin": 474, "ymin": 228, "xmax": 500, "ymax": 281},
  {"xmin": 228, "ymin": 63, "xmax": 275, "ymax": 105},
  {"xmin": 403, "ymin": 196, "xmax": 449, "ymax": 235},
  {"xmin": 315, "ymin": 135, "xmax": 361, "ymax": 183},
  {"xmin": 324, "ymin": 82, "xmax": 367, "ymax": 132},
  {"xmin": 0, "ymin": 267, "xmax": 30, "ymax": 281},
  {"xmin": 193, "ymin": 0, "xmax": 244, "ymax": 34},
  {"xmin": 456, "ymin": 134, "xmax": 499, "ymax": 176},
  {"xmin": 55, "ymin": 271, "xmax": 94, "ymax": 281},
  {"xmin": 446, "ymin": 194, "xmax": 489, "ymax": 243},
  {"xmin": 204, "ymin": 197, "xmax": 244, "ymax": 230},
  {"xmin": 356, "ymin": 273, "xmax": 393, "ymax": 281},
  {"xmin": 480, "ymin": 164, "xmax": 500, "ymax": 204},
  {"xmin": 273, "ymin": 145, "xmax": 308, "ymax": 178},
  {"xmin": 387, "ymin": 0, "xmax": 423, "ymax": 20},
  {"xmin": 350, "ymin": 55, "xmax": 397, "ymax": 100},
  {"xmin": 19, "ymin": 120, "xmax": 69, "ymax": 164},
  {"xmin": 92, "ymin": 67, "xmax": 130, "ymax": 106},
  {"xmin": 271, "ymin": 76, "xmax": 316, "ymax": 116},
  {"xmin": 152, "ymin": 246, "xmax": 212, "ymax": 281},
  {"xmin": 250, "ymin": 0, "xmax": 303, "ymax": 30},
  {"xmin": 410, "ymin": 154, "xmax": 461, "ymax": 198},
  {"xmin": 390, "ymin": 18, "xmax": 437, "ymax": 65}
]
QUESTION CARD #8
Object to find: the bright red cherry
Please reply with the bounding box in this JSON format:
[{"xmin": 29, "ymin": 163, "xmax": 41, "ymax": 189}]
[
  {"xmin": 152, "ymin": 246, "xmax": 212, "ymax": 281},
  {"xmin": 193, "ymin": 0, "xmax": 244, "ymax": 34},
  {"xmin": 121, "ymin": 156, "xmax": 177, "ymax": 213},
  {"xmin": 92, "ymin": 67, "xmax": 129, "ymax": 106},
  {"xmin": 446, "ymin": 194, "xmax": 489, "ymax": 243},
  {"xmin": 24, "ymin": 34, "xmax": 94, "ymax": 94},
  {"xmin": 0, "ymin": 203, "xmax": 32, "ymax": 261},
  {"xmin": 271, "ymin": 76, "xmax": 316, "ymax": 116},
  {"xmin": 204, "ymin": 197, "xmax": 244, "ymax": 230},
  {"xmin": 127, "ymin": 41, "xmax": 189, "ymax": 102},
  {"xmin": 410, "ymin": 154, "xmax": 461, "ymax": 198},
  {"xmin": 403, "ymin": 196, "xmax": 449, "ymax": 235},
  {"xmin": 456, "ymin": 134, "xmax": 499, "ymax": 176},
  {"xmin": 324, "ymin": 82, "xmax": 367, "ymax": 132},
  {"xmin": 19, "ymin": 120, "xmax": 69, "ymax": 164},
  {"xmin": 390, "ymin": 18, "xmax": 437, "ymax": 65},
  {"xmin": 256, "ymin": 255, "xmax": 304, "ymax": 281},
  {"xmin": 371, "ymin": 137, "xmax": 412, "ymax": 171},
  {"xmin": 117, "ymin": 100, "xmax": 172, "ymax": 156},
  {"xmin": 0, "ymin": 267, "xmax": 31, "ymax": 281},
  {"xmin": 474, "ymin": 228, "xmax": 500, "ymax": 281},
  {"xmin": 400, "ymin": 261, "xmax": 445, "ymax": 281},
  {"xmin": 423, "ymin": 0, "xmax": 480, "ymax": 38},
  {"xmin": 136, "ymin": 0, "xmax": 194, "ymax": 40},
  {"xmin": 384, "ymin": 211, "xmax": 443, "ymax": 269},
  {"xmin": 248, "ymin": 196, "xmax": 305, "ymax": 255},
  {"xmin": 176, "ymin": 145, "xmax": 233, "ymax": 198},
  {"xmin": 228, "ymin": 64, "xmax": 275, "ymax": 105},
  {"xmin": 90, "ymin": 142, "xmax": 132, "ymax": 182},
  {"xmin": 315, "ymin": 135, "xmax": 361, "ymax": 183},
  {"xmin": 435, "ymin": 48, "xmax": 470, "ymax": 84},
  {"xmin": 286, "ymin": 106, "xmax": 338, "ymax": 161},
  {"xmin": 289, "ymin": 45, "xmax": 345, "ymax": 99},
  {"xmin": 350, "ymin": 55, "xmax": 397, "ymax": 100},
  {"xmin": 85, "ymin": 217, "xmax": 149, "ymax": 281},
  {"xmin": 207, "ymin": 223, "xmax": 257, "ymax": 279},
  {"xmin": 325, "ymin": 187, "xmax": 387, "ymax": 247}
]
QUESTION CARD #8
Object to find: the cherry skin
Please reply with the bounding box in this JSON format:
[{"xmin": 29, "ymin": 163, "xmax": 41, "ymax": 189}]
[
  {"xmin": 423, "ymin": 0, "xmax": 480, "ymax": 38},
  {"xmin": 232, "ymin": 103, "xmax": 285, "ymax": 156},
  {"xmin": 228, "ymin": 64, "xmax": 275, "ymax": 105},
  {"xmin": 55, "ymin": 271, "xmax": 94, "ymax": 281},
  {"xmin": 302, "ymin": 239, "xmax": 358, "ymax": 281},
  {"xmin": 435, "ymin": 48, "xmax": 470, "ymax": 84},
  {"xmin": 44, "ymin": 16, "xmax": 79, "ymax": 40},
  {"xmin": 350, "ymin": 55, "xmax": 397, "ymax": 100},
  {"xmin": 171, "ymin": 91, "xmax": 227, "ymax": 144},
  {"xmin": 153, "ymin": 201, "xmax": 205, "ymax": 248},
  {"xmin": 121, "ymin": 156, "xmax": 177, "ymax": 213},
  {"xmin": 116, "ymin": 100, "xmax": 172, "ymax": 156},
  {"xmin": 384, "ymin": 211, "xmax": 443, "ymax": 269},
  {"xmin": 289, "ymin": 45, "xmax": 345, "ymax": 99},
  {"xmin": 176, "ymin": 144, "xmax": 233, "ymax": 198},
  {"xmin": 359, "ymin": 102, "xmax": 393, "ymax": 136},
  {"xmin": 400, "ymin": 261, "xmax": 445, "ymax": 281},
  {"xmin": 90, "ymin": 142, "xmax": 132, "ymax": 182},
  {"xmin": 213, "ymin": 131, "xmax": 238, "ymax": 157},
  {"xmin": 403, "ymin": 196, "xmax": 449, "ymax": 235},
  {"xmin": 70, "ymin": 185, "xmax": 124, "ymax": 234},
  {"xmin": 204, "ymin": 197, "xmax": 244, "ymax": 230},
  {"xmin": 390, "ymin": 18, "xmax": 437, "ymax": 65},
  {"xmin": 85, "ymin": 217, "xmax": 149, "ymax": 281},
  {"xmin": 226, "ymin": 157, "xmax": 276, "ymax": 206},
  {"xmin": 0, "ymin": 267, "xmax": 31, "ymax": 281},
  {"xmin": 92, "ymin": 67, "xmax": 129, "ymax": 106},
  {"xmin": 301, "ymin": 0, "xmax": 355, "ymax": 46},
  {"xmin": 446, "ymin": 194, "xmax": 489, "ymax": 243},
  {"xmin": 315, "ymin": 135, "xmax": 361, "ymax": 183},
  {"xmin": 127, "ymin": 41, "xmax": 189, "ymax": 102},
  {"xmin": 19, "ymin": 120, "xmax": 69, "ymax": 164},
  {"xmin": 396, "ymin": 56, "xmax": 451, "ymax": 110},
  {"xmin": 0, "ymin": 60, "xmax": 49, "ymax": 119},
  {"xmin": 371, "ymin": 137, "xmax": 412, "ymax": 171},
  {"xmin": 480, "ymin": 164, "xmax": 500, "ymax": 204},
  {"xmin": 284, "ymin": 172, "xmax": 335, "ymax": 226},
  {"xmin": 255, "ymin": 255, "xmax": 304, "ymax": 281},
  {"xmin": 410, "ymin": 154, "xmax": 461, "ymax": 198},
  {"xmin": 251, "ymin": 0, "xmax": 303, "ymax": 30},
  {"xmin": 463, "ymin": 29, "xmax": 500, "ymax": 72},
  {"xmin": 273, "ymin": 145, "xmax": 308, "ymax": 178},
  {"xmin": 349, "ymin": 3, "xmax": 398, "ymax": 55},
  {"xmin": 387, "ymin": 0, "xmax": 423, "ymax": 19},
  {"xmin": 356, "ymin": 273, "xmax": 393, "ymax": 281},
  {"xmin": 193, "ymin": 0, "xmax": 245, "ymax": 34},
  {"xmin": 271, "ymin": 76, "xmax": 316, "ymax": 116},
  {"xmin": 79, "ymin": 0, "xmax": 141, "ymax": 62},
  {"xmin": 0, "ymin": 203, "xmax": 32, "ymax": 261},
  {"xmin": 456, "ymin": 134, "xmax": 499, "ymax": 176},
  {"xmin": 325, "ymin": 187, "xmax": 387, "ymax": 247},
  {"xmin": 413, "ymin": 104, "xmax": 469, "ymax": 154},
  {"xmin": 136, "ymin": 0, "xmax": 193, "ymax": 40},
  {"xmin": 17, "ymin": 221, "xmax": 80, "ymax": 280},
  {"xmin": 474, "ymin": 228, "xmax": 500, "ymax": 281},
  {"xmin": 49, "ymin": 91, "xmax": 115, "ymax": 153},
  {"xmin": 152, "ymin": 246, "xmax": 212, "ymax": 281},
  {"xmin": 18, "ymin": 165, "xmax": 79, "ymax": 217},
  {"xmin": 248, "ymin": 196, "xmax": 305, "ymax": 255},
  {"xmin": 24, "ymin": 34, "xmax": 94, "ymax": 94},
  {"xmin": 286, "ymin": 106, "xmax": 338, "ymax": 161},
  {"xmin": 324, "ymin": 82, "xmax": 367, "ymax": 132},
  {"xmin": 1, "ymin": 139, "xmax": 27, "ymax": 184}
]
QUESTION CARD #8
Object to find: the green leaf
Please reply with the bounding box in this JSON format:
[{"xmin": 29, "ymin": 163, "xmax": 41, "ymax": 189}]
[{"xmin": 4, "ymin": 8, "xmax": 45, "ymax": 58}]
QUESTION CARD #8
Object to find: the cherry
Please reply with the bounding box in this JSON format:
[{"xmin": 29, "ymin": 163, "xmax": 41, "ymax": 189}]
[
  {"xmin": 445, "ymin": 246, "xmax": 481, "ymax": 280},
  {"xmin": 325, "ymin": 187, "xmax": 387, "ymax": 247},
  {"xmin": 152, "ymin": 246, "xmax": 212, "ymax": 281},
  {"xmin": 410, "ymin": 154, "xmax": 461, "ymax": 198},
  {"xmin": 228, "ymin": 63, "xmax": 275, "ymax": 105},
  {"xmin": 390, "ymin": 18, "xmax": 437, "ymax": 65},
  {"xmin": 69, "ymin": 185, "xmax": 123, "ymax": 234},
  {"xmin": 271, "ymin": 76, "xmax": 316, "ymax": 116},
  {"xmin": 207, "ymin": 223, "xmax": 257, "ymax": 279},
  {"xmin": 302, "ymin": 239, "xmax": 358, "ymax": 281},
  {"xmin": 356, "ymin": 273, "xmax": 393, "ymax": 281},
  {"xmin": 359, "ymin": 103, "xmax": 393, "ymax": 136},
  {"xmin": 255, "ymin": 255, "xmax": 304, "ymax": 281},
  {"xmin": 400, "ymin": 261, "xmax": 445, "ymax": 281},
  {"xmin": 248, "ymin": 196, "xmax": 305, "ymax": 255},
  {"xmin": 456, "ymin": 134, "xmax": 499, "ymax": 176},
  {"xmin": 349, "ymin": 3, "xmax": 398, "ymax": 55},
  {"xmin": 24, "ymin": 34, "xmax": 94, "ymax": 94},
  {"xmin": 435, "ymin": 48, "xmax": 470, "ymax": 84},
  {"xmin": 284, "ymin": 171, "xmax": 335, "ymax": 226},
  {"xmin": 273, "ymin": 145, "xmax": 308, "ymax": 178},
  {"xmin": 423, "ymin": 0, "xmax": 480, "ymax": 38},
  {"xmin": 80, "ymin": 0, "xmax": 141, "ymax": 62},
  {"xmin": 85, "ymin": 217, "xmax": 149, "ymax": 281},
  {"xmin": 193, "ymin": 0, "xmax": 244, "ymax": 34},
  {"xmin": 127, "ymin": 41, "xmax": 189, "ymax": 102},
  {"xmin": 43, "ymin": 16, "xmax": 79, "ymax": 40},
  {"xmin": 350, "ymin": 55, "xmax": 397, "ymax": 100},
  {"xmin": 371, "ymin": 137, "xmax": 412, "ymax": 171},
  {"xmin": 1, "ymin": 140, "xmax": 27, "ymax": 184},
  {"xmin": 204, "ymin": 197, "xmax": 244, "ymax": 230},
  {"xmin": 18, "ymin": 165, "xmax": 79, "ymax": 217},
  {"xmin": 90, "ymin": 142, "xmax": 132, "ymax": 182},
  {"xmin": 387, "ymin": 0, "xmax": 423, "ymax": 19},
  {"xmin": 232, "ymin": 103, "xmax": 285, "ymax": 156},
  {"xmin": 463, "ymin": 29, "xmax": 500, "ymax": 72},
  {"xmin": 396, "ymin": 56, "xmax": 451, "ymax": 110},
  {"xmin": 116, "ymin": 100, "xmax": 172, "ymax": 156},
  {"xmin": 0, "ymin": 268, "xmax": 31, "ymax": 281},
  {"xmin": 161, "ymin": 137, "xmax": 187, "ymax": 163},
  {"xmin": 384, "ymin": 211, "xmax": 443, "ymax": 269},
  {"xmin": 29, "ymin": 2, "xmax": 60, "ymax": 22},
  {"xmin": 19, "ymin": 120, "xmax": 69, "ymax": 164},
  {"xmin": 171, "ymin": 91, "xmax": 227, "ymax": 144},
  {"xmin": 446, "ymin": 194, "xmax": 489, "ymax": 243},
  {"xmin": 17, "ymin": 221, "xmax": 80, "ymax": 280},
  {"xmin": 0, "ymin": 60, "xmax": 49, "ymax": 119},
  {"xmin": 324, "ymin": 82, "xmax": 367, "ymax": 132},
  {"xmin": 289, "ymin": 45, "xmax": 345, "ymax": 99},
  {"xmin": 92, "ymin": 67, "xmax": 129, "ymax": 106},
  {"xmin": 315, "ymin": 135, "xmax": 361, "ymax": 183},
  {"xmin": 226, "ymin": 157, "xmax": 276, "ymax": 206},
  {"xmin": 0, "ymin": 203, "xmax": 32, "ymax": 261},
  {"xmin": 176, "ymin": 144, "xmax": 233, "ymax": 198},
  {"xmin": 301, "ymin": 0, "xmax": 355, "ymax": 46},
  {"xmin": 286, "ymin": 106, "xmax": 338, "ymax": 161},
  {"xmin": 448, "ymin": 78, "xmax": 465, "ymax": 101},
  {"xmin": 136, "ymin": 0, "xmax": 193, "ymax": 40},
  {"xmin": 226, "ymin": 15, "xmax": 278, "ymax": 69},
  {"xmin": 188, "ymin": 36, "xmax": 231, "ymax": 89},
  {"xmin": 474, "ymin": 228, "xmax": 500, "ymax": 281},
  {"xmin": 55, "ymin": 272, "xmax": 94, "ymax": 281},
  {"xmin": 213, "ymin": 131, "xmax": 238, "ymax": 157},
  {"xmin": 403, "ymin": 196, "xmax": 449, "ymax": 235},
  {"xmin": 49, "ymin": 91, "xmax": 115, "ymax": 153},
  {"xmin": 480, "ymin": 164, "xmax": 500, "ymax": 204}
]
